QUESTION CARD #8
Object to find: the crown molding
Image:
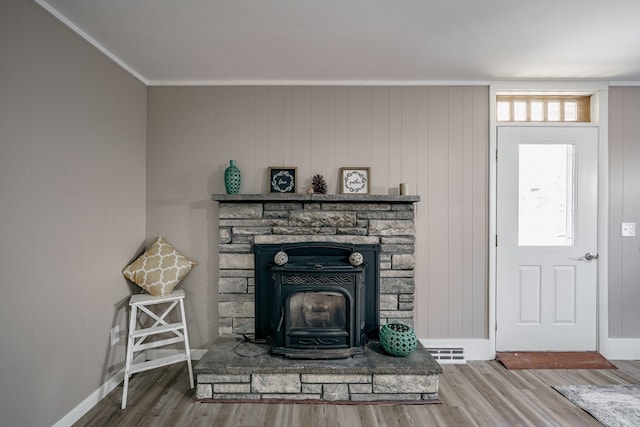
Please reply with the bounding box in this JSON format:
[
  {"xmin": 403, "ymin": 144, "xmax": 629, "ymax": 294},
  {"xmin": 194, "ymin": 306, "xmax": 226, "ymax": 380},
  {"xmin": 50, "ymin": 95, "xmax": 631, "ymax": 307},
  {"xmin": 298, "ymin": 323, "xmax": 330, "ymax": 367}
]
[{"xmin": 35, "ymin": 0, "xmax": 148, "ymax": 85}]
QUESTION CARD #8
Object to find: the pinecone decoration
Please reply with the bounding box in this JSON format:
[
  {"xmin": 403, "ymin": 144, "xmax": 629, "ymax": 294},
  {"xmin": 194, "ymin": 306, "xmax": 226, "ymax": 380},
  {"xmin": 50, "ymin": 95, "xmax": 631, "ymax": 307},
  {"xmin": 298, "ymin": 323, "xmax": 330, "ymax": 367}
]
[{"xmin": 312, "ymin": 174, "xmax": 327, "ymax": 194}]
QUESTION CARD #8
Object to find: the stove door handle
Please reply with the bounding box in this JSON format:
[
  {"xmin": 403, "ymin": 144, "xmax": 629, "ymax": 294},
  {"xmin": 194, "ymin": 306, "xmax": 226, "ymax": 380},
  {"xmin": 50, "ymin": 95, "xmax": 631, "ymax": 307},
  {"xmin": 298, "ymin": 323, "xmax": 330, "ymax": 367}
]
[{"xmin": 276, "ymin": 308, "xmax": 284, "ymax": 332}]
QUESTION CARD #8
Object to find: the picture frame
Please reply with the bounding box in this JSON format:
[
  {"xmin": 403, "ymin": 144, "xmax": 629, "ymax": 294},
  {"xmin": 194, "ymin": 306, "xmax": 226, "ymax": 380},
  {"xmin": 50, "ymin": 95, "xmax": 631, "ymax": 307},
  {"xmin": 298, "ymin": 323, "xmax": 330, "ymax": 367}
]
[
  {"xmin": 269, "ymin": 167, "xmax": 297, "ymax": 193},
  {"xmin": 340, "ymin": 167, "xmax": 370, "ymax": 194}
]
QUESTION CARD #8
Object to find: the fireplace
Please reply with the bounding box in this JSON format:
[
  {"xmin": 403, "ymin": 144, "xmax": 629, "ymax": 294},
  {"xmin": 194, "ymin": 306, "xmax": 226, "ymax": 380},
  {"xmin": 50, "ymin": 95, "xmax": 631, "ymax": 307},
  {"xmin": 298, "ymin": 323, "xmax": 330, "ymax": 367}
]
[
  {"xmin": 196, "ymin": 194, "xmax": 443, "ymax": 403},
  {"xmin": 254, "ymin": 242, "xmax": 379, "ymax": 359}
]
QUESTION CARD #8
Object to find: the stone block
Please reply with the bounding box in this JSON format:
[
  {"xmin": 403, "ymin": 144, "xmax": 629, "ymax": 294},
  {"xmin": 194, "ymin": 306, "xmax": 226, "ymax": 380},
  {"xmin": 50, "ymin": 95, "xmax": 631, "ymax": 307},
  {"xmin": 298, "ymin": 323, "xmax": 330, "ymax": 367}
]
[
  {"xmin": 212, "ymin": 393, "xmax": 261, "ymax": 400},
  {"xmin": 392, "ymin": 254, "xmax": 415, "ymax": 270},
  {"xmin": 233, "ymin": 226, "xmax": 273, "ymax": 235},
  {"xmin": 213, "ymin": 383, "xmax": 251, "ymax": 393},
  {"xmin": 349, "ymin": 383, "xmax": 373, "ymax": 394},
  {"xmin": 254, "ymin": 235, "xmax": 379, "ymax": 245},
  {"xmin": 422, "ymin": 393, "xmax": 439, "ymax": 401},
  {"xmin": 380, "ymin": 310, "xmax": 414, "ymax": 319},
  {"xmin": 232, "ymin": 318, "xmax": 255, "ymax": 334},
  {"xmin": 218, "ymin": 203, "xmax": 263, "ymax": 219},
  {"xmin": 196, "ymin": 384, "xmax": 212, "ymax": 399},
  {"xmin": 381, "ymin": 236, "xmax": 415, "ymax": 244},
  {"xmin": 380, "ymin": 278, "xmax": 415, "ymax": 293},
  {"xmin": 391, "ymin": 204, "xmax": 415, "ymax": 211},
  {"xmin": 289, "ymin": 211, "xmax": 356, "ymax": 227},
  {"xmin": 381, "ymin": 244, "xmax": 415, "ymax": 254},
  {"xmin": 263, "ymin": 210, "xmax": 289, "ymax": 219},
  {"xmin": 337, "ymin": 227, "xmax": 368, "ymax": 236},
  {"xmin": 220, "ymin": 253, "xmax": 254, "ymax": 270},
  {"xmin": 368, "ymin": 220, "xmax": 415, "ymax": 236},
  {"xmin": 379, "ymin": 294, "xmax": 398, "ymax": 310},
  {"xmin": 264, "ymin": 202, "xmax": 303, "ymax": 211},
  {"xmin": 301, "ymin": 383, "xmax": 322, "ymax": 394},
  {"xmin": 262, "ymin": 393, "xmax": 321, "ymax": 400},
  {"xmin": 357, "ymin": 211, "xmax": 414, "ymax": 220},
  {"xmin": 321, "ymin": 203, "xmax": 390, "ymax": 211},
  {"xmin": 198, "ymin": 374, "xmax": 250, "ymax": 383},
  {"xmin": 219, "ymin": 219, "xmax": 284, "ymax": 227},
  {"xmin": 373, "ymin": 375, "xmax": 439, "ymax": 394},
  {"xmin": 219, "ymin": 228, "xmax": 231, "ymax": 243},
  {"xmin": 272, "ymin": 226, "xmax": 336, "ymax": 235},
  {"xmin": 302, "ymin": 374, "xmax": 370, "ymax": 384},
  {"xmin": 380, "ymin": 270, "xmax": 414, "ymax": 278},
  {"xmin": 351, "ymin": 393, "xmax": 423, "ymax": 402},
  {"xmin": 218, "ymin": 243, "xmax": 253, "ymax": 253},
  {"xmin": 219, "ymin": 269, "xmax": 255, "ymax": 278},
  {"xmin": 231, "ymin": 235, "xmax": 254, "ymax": 244},
  {"xmin": 252, "ymin": 374, "xmax": 301, "ymax": 393},
  {"xmin": 398, "ymin": 302, "xmax": 414, "ymax": 310},
  {"xmin": 303, "ymin": 203, "xmax": 322, "ymax": 210},
  {"xmin": 219, "ymin": 301, "xmax": 254, "ymax": 318},
  {"xmin": 218, "ymin": 317, "xmax": 232, "ymax": 328},
  {"xmin": 219, "ymin": 277, "xmax": 247, "ymax": 293},
  {"xmin": 218, "ymin": 325, "xmax": 233, "ymax": 334},
  {"xmin": 218, "ymin": 293, "xmax": 253, "ymax": 302},
  {"xmin": 398, "ymin": 294, "xmax": 414, "ymax": 302},
  {"xmin": 322, "ymin": 384, "xmax": 349, "ymax": 401}
]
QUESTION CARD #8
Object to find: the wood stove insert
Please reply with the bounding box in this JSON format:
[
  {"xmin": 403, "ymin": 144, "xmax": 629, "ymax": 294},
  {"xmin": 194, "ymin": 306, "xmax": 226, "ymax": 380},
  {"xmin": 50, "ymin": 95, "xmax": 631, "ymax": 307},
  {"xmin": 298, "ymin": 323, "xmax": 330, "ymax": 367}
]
[{"xmin": 254, "ymin": 242, "xmax": 380, "ymax": 359}]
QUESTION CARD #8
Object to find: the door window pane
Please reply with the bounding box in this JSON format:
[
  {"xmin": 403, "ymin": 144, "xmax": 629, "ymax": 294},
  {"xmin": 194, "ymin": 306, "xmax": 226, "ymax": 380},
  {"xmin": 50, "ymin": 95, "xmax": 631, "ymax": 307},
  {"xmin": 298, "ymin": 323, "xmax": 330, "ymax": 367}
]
[
  {"xmin": 514, "ymin": 101, "xmax": 527, "ymax": 121},
  {"xmin": 564, "ymin": 101, "xmax": 578, "ymax": 121},
  {"xmin": 548, "ymin": 102, "xmax": 561, "ymax": 121},
  {"xmin": 497, "ymin": 101, "xmax": 510, "ymax": 121},
  {"xmin": 531, "ymin": 101, "xmax": 544, "ymax": 121},
  {"xmin": 518, "ymin": 144, "xmax": 575, "ymax": 246}
]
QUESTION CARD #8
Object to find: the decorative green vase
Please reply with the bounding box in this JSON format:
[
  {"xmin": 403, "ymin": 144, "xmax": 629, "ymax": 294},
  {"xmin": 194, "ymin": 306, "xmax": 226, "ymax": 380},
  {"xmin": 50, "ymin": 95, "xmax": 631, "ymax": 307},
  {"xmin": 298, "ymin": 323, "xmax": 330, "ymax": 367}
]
[
  {"xmin": 224, "ymin": 160, "xmax": 241, "ymax": 194},
  {"xmin": 379, "ymin": 322, "xmax": 417, "ymax": 357}
]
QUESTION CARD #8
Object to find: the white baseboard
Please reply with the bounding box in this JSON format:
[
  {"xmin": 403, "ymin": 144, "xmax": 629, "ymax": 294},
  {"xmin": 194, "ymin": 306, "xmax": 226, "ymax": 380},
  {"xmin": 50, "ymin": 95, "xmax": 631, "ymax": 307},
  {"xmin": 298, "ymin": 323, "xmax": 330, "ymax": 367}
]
[
  {"xmin": 604, "ymin": 338, "xmax": 640, "ymax": 360},
  {"xmin": 420, "ymin": 338, "xmax": 494, "ymax": 362},
  {"xmin": 52, "ymin": 349, "xmax": 205, "ymax": 427}
]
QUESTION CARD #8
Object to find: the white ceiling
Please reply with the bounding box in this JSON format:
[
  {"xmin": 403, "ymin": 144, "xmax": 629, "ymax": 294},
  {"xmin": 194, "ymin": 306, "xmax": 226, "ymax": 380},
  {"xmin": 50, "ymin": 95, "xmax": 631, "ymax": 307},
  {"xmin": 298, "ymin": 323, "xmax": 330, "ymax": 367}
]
[{"xmin": 39, "ymin": 0, "xmax": 640, "ymax": 85}]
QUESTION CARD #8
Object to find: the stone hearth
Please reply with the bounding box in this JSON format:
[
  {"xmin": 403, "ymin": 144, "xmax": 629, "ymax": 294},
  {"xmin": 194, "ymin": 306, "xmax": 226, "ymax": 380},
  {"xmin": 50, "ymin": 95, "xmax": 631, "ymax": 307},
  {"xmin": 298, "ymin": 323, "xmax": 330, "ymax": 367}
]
[
  {"xmin": 196, "ymin": 337, "xmax": 441, "ymax": 402},
  {"xmin": 194, "ymin": 193, "xmax": 442, "ymax": 402}
]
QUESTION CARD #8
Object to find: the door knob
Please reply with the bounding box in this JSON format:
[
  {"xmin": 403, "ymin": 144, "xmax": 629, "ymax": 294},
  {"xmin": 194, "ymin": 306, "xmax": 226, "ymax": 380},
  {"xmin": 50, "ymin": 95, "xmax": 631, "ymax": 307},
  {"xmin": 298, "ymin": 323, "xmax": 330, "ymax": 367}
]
[{"xmin": 584, "ymin": 252, "xmax": 599, "ymax": 261}]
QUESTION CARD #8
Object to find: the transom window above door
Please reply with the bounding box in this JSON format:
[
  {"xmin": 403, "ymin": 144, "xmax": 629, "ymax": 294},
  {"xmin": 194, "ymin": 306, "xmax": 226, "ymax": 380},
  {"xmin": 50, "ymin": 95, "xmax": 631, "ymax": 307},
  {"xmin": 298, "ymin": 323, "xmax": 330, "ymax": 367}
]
[{"xmin": 497, "ymin": 95, "xmax": 591, "ymax": 122}]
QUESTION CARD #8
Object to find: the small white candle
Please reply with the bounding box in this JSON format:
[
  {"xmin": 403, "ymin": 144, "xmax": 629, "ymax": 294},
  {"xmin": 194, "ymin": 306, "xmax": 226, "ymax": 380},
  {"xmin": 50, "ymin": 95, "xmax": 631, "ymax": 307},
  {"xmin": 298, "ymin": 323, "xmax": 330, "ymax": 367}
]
[{"xmin": 399, "ymin": 183, "xmax": 407, "ymax": 195}]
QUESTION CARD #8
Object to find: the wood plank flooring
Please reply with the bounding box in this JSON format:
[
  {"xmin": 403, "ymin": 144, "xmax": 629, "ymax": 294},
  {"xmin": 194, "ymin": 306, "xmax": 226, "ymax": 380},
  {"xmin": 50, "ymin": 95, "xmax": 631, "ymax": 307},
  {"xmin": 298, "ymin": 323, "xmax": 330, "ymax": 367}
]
[{"xmin": 73, "ymin": 359, "xmax": 640, "ymax": 426}]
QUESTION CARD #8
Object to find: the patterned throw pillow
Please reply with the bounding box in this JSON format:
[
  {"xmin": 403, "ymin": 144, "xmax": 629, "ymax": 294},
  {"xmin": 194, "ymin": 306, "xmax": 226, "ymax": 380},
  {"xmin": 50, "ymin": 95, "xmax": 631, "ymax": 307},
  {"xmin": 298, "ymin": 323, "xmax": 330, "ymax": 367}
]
[{"xmin": 123, "ymin": 236, "xmax": 196, "ymax": 296}]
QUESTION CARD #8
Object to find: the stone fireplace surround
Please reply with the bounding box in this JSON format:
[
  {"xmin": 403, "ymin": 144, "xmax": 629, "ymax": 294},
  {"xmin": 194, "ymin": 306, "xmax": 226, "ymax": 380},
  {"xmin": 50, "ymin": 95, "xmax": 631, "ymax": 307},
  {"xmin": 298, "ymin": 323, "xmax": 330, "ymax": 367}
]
[{"xmin": 194, "ymin": 194, "xmax": 442, "ymax": 402}]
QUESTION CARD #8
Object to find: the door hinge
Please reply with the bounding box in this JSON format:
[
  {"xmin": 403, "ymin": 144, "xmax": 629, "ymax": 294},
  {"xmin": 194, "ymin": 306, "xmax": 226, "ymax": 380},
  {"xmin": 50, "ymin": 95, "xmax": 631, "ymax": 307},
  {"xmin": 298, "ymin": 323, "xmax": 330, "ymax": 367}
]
[{"xmin": 495, "ymin": 235, "xmax": 498, "ymax": 247}]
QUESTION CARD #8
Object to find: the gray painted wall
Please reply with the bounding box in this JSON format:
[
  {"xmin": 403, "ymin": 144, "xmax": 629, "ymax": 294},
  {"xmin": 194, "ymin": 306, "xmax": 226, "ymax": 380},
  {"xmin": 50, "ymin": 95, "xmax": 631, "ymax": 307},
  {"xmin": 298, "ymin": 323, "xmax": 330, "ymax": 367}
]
[
  {"xmin": 609, "ymin": 87, "xmax": 640, "ymax": 337},
  {"xmin": 146, "ymin": 86, "xmax": 489, "ymax": 347},
  {"xmin": 0, "ymin": 1, "xmax": 147, "ymax": 425}
]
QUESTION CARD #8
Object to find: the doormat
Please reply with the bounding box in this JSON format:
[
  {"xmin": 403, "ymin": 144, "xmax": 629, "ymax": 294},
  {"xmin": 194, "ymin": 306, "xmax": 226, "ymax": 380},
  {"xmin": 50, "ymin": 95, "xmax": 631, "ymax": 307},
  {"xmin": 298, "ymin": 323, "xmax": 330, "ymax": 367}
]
[
  {"xmin": 553, "ymin": 384, "xmax": 640, "ymax": 427},
  {"xmin": 496, "ymin": 352, "xmax": 617, "ymax": 370}
]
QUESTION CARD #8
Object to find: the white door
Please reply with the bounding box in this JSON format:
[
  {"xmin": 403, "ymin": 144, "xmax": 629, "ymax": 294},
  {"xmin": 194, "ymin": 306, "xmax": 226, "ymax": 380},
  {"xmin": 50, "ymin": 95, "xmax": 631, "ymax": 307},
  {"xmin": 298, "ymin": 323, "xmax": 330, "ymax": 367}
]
[{"xmin": 496, "ymin": 126, "xmax": 598, "ymax": 351}]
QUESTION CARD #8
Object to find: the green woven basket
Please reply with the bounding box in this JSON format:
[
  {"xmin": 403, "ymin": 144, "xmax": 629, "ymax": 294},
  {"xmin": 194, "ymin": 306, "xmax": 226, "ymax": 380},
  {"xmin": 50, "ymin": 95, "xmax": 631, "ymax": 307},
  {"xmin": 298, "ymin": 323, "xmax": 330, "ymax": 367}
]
[{"xmin": 379, "ymin": 322, "xmax": 417, "ymax": 357}]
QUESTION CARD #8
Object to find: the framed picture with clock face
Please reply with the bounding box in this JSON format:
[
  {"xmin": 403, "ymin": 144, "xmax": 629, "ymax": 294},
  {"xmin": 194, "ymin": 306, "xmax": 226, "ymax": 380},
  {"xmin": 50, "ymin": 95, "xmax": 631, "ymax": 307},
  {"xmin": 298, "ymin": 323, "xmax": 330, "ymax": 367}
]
[
  {"xmin": 340, "ymin": 167, "xmax": 370, "ymax": 194},
  {"xmin": 269, "ymin": 167, "xmax": 297, "ymax": 193}
]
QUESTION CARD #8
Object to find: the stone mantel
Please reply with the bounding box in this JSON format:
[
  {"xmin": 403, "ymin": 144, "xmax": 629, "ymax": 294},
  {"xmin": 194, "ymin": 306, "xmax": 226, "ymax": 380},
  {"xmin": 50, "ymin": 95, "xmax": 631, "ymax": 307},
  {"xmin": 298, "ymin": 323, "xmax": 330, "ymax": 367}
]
[{"xmin": 212, "ymin": 194, "xmax": 420, "ymax": 203}]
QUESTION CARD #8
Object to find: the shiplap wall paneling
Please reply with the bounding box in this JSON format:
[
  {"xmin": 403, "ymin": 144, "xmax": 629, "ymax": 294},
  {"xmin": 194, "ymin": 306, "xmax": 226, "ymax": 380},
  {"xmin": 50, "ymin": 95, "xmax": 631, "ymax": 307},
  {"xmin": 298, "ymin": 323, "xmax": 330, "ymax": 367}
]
[
  {"xmin": 146, "ymin": 85, "xmax": 489, "ymax": 344},
  {"xmin": 609, "ymin": 87, "xmax": 640, "ymax": 338}
]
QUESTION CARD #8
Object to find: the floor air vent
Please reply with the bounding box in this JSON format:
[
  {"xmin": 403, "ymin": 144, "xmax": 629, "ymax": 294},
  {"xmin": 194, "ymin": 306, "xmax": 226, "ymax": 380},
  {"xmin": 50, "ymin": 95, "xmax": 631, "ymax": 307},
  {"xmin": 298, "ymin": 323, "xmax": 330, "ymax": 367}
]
[{"xmin": 426, "ymin": 347, "xmax": 466, "ymax": 364}]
